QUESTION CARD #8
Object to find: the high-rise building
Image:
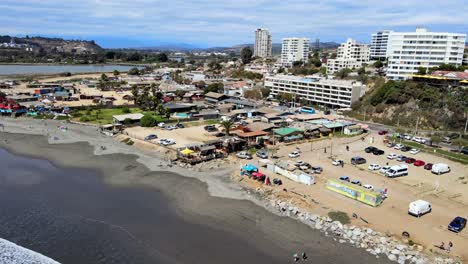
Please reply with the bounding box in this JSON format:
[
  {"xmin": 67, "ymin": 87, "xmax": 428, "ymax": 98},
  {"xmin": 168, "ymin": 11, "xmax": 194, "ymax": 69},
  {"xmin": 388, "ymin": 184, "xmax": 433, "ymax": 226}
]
[
  {"xmin": 370, "ymin": 30, "xmax": 392, "ymax": 60},
  {"xmin": 386, "ymin": 27, "xmax": 466, "ymax": 80},
  {"xmin": 281, "ymin": 37, "xmax": 310, "ymax": 66},
  {"xmin": 254, "ymin": 28, "xmax": 272, "ymax": 58},
  {"xmin": 327, "ymin": 38, "xmax": 369, "ymax": 74}
]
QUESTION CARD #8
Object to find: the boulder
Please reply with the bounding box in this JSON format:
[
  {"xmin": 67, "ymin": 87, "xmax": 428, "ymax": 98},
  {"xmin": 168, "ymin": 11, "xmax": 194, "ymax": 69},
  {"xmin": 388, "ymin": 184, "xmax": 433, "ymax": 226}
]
[
  {"xmin": 388, "ymin": 254, "xmax": 397, "ymax": 261},
  {"xmin": 391, "ymin": 249, "xmax": 401, "ymax": 255}
]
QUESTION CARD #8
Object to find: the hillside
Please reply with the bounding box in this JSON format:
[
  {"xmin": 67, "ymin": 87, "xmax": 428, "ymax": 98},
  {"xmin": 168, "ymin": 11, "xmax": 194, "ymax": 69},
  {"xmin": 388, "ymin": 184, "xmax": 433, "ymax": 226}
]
[
  {"xmin": 349, "ymin": 79, "xmax": 468, "ymax": 131},
  {"xmin": 0, "ymin": 35, "xmax": 103, "ymax": 54}
]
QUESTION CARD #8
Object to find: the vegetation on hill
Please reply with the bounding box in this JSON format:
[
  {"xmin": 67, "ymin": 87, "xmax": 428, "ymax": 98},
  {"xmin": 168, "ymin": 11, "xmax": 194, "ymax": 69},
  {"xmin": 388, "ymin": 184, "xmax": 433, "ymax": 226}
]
[{"xmin": 350, "ymin": 80, "xmax": 468, "ymax": 130}]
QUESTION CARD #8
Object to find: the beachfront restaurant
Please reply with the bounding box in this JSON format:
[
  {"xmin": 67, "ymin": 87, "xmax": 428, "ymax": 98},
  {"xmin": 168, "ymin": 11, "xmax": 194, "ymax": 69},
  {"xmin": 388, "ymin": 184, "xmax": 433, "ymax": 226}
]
[{"xmin": 273, "ymin": 127, "xmax": 304, "ymax": 143}]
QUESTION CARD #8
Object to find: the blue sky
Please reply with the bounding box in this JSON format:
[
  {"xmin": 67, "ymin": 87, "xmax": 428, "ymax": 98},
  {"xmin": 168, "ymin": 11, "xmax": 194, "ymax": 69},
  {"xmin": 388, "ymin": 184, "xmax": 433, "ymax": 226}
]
[{"xmin": 0, "ymin": 0, "xmax": 467, "ymax": 48}]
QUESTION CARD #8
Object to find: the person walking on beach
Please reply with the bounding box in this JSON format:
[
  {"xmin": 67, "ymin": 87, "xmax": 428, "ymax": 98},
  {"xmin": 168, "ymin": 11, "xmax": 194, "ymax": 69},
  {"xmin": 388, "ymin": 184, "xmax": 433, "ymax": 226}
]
[
  {"xmin": 293, "ymin": 253, "xmax": 299, "ymax": 262},
  {"xmin": 346, "ymin": 145, "xmax": 349, "ymax": 151},
  {"xmin": 302, "ymin": 252, "xmax": 308, "ymax": 260},
  {"xmin": 448, "ymin": 241, "xmax": 453, "ymax": 252}
]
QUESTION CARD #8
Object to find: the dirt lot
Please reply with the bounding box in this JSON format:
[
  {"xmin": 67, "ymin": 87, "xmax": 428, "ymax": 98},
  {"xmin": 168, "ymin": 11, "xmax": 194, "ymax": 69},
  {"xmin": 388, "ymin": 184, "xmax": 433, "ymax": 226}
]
[
  {"xmin": 124, "ymin": 125, "xmax": 219, "ymax": 149},
  {"xmin": 236, "ymin": 132, "xmax": 468, "ymax": 261}
]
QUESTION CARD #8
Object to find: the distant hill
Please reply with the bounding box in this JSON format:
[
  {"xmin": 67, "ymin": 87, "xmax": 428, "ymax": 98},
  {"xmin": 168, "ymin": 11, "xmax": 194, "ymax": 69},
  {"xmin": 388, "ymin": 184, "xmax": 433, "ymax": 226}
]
[{"xmin": 0, "ymin": 35, "xmax": 103, "ymax": 54}]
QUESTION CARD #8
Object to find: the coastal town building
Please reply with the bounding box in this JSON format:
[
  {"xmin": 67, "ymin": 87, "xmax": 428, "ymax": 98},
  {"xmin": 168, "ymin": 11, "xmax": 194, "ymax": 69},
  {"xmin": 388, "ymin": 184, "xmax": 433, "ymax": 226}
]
[
  {"xmin": 327, "ymin": 38, "xmax": 369, "ymax": 74},
  {"xmin": 281, "ymin": 38, "xmax": 310, "ymax": 66},
  {"xmin": 385, "ymin": 27, "xmax": 466, "ymax": 80},
  {"xmin": 254, "ymin": 28, "xmax": 272, "ymax": 58},
  {"xmin": 265, "ymin": 75, "xmax": 365, "ymax": 108},
  {"xmin": 370, "ymin": 30, "xmax": 392, "ymax": 61}
]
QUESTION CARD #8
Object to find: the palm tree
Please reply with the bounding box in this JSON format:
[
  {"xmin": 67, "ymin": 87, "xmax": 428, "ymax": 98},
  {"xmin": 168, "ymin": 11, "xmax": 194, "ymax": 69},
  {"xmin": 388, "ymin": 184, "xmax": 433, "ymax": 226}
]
[{"xmin": 221, "ymin": 120, "xmax": 234, "ymax": 136}]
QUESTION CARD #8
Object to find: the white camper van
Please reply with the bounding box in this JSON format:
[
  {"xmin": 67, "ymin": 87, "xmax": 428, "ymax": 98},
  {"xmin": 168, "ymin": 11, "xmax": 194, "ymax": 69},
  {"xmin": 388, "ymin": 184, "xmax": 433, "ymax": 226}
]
[
  {"xmin": 385, "ymin": 164, "xmax": 408, "ymax": 178},
  {"xmin": 431, "ymin": 163, "xmax": 450, "ymax": 175},
  {"xmin": 408, "ymin": 200, "xmax": 432, "ymax": 217}
]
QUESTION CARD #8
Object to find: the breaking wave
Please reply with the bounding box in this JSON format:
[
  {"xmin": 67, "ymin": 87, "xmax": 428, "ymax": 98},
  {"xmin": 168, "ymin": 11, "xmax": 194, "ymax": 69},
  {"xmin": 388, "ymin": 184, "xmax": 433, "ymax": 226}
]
[{"xmin": 0, "ymin": 238, "xmax": 60, "ymax": 264}]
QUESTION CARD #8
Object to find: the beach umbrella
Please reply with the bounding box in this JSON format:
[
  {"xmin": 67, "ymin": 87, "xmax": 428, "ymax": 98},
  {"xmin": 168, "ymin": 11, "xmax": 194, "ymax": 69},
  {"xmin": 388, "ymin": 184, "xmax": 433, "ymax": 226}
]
[{"xmin": 180, "ymin": 148, "xmax": 194, "ymax": 155}]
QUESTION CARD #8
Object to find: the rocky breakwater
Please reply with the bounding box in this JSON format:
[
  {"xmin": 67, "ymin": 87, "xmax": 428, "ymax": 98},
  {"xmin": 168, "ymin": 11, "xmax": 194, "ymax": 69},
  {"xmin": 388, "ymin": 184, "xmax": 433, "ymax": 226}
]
[{"xmin": 268, "ymin": 198, "xmax": 460, "ymax": 264}]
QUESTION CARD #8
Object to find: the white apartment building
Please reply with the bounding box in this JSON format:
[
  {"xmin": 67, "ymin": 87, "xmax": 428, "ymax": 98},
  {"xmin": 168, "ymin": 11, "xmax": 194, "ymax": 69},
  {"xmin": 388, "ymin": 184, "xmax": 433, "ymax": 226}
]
[
  {"xmin": 281, "ymin": 38, "xmax": 310, "ymax": 66},
  {"xmin": 327, "ymin": 38, "xmax": 369, "ymax": 74},
  {"xmin": 254, "ymin": 28, "xmax": 272, "ymax": 58},
  {"xmin": 386, "ymin": 28, "xmax": 466, "ymax": 80},
  {"xmin": 265, "ymin": 75, "xmax": 365, "ymax": 108},
  {"xmin": 370, "ymin": 30, "xmax": 392, "ymax": 60}
]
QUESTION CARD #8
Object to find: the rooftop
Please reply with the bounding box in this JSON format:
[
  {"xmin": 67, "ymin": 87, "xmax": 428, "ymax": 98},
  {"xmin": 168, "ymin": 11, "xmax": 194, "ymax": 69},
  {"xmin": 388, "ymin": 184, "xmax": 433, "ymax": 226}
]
[
  {"xmin": 273, "ymin": 127, "xmax": 303, "ymax": 136},
  {"xmin": 266, "ymin": 75, "xmax": 364, "ymax": 86},
  {"xmin": 113, "ymin": 113, "xmax": 144, "ymax": 122}
]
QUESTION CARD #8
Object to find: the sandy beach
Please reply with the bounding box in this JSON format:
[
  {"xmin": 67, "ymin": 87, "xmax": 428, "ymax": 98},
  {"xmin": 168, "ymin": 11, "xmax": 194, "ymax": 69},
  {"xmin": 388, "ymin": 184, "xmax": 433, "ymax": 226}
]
[{"xmin": 0, "ymin": 117, "xmax": 394, "ymax": 264}]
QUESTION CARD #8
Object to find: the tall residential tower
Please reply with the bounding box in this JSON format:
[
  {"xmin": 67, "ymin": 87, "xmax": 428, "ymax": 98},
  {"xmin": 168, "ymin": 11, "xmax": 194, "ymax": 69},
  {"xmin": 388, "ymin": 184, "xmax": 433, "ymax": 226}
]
[
  {"xmin": 281, "ymin": 37, "xmax": 310, "ymax": 66},
  {"xmin": 254, "ymin": 28, "xmax": 272, "ymax": 58},
  {"xmin": 370, "ymin": 30, "xmax": 392, "ymax": 61}
]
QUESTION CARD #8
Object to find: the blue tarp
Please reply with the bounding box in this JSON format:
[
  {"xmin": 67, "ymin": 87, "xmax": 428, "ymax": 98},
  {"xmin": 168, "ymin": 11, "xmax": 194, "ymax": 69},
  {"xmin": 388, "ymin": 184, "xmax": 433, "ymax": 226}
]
[{"xmin": 242, "ymin": 164, "xmax": 258, "ymax": 172}]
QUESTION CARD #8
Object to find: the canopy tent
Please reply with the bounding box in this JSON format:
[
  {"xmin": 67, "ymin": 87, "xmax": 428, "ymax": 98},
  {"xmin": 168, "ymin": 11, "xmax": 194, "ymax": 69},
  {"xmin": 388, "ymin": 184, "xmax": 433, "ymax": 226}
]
[
  {"xmin": 241, "ymin": 164, "xmax": 258, "ymax": 172},
  {"xmin": 180, "ymin": 148, "xmax": 194, "ymax": 155}
]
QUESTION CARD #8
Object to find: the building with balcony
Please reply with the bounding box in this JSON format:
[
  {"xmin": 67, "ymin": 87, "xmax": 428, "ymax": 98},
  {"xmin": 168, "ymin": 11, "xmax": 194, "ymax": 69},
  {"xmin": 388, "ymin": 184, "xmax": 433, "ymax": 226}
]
[
  {"xmin": 254, "ymin": 28, "xmax": 272, "ymax": 58},
  {"xmin": 281, "ymin": 38, "xmax": 310, "ymax": 66},
  {"xmin": 327, "ymin": 38, "xmax": 369, "ymax": 74}
]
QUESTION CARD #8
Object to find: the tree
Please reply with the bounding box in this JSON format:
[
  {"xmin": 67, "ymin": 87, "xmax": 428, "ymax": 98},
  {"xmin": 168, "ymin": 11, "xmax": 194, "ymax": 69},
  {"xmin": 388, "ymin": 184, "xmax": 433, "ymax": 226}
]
[
  {"xmin": 220, "ymin": 120, "xmax": 234, "ymax": 136},
  {"xmin": 156, "ymin": 53, "xmax": 168, "ymax": 62},
  {"xmin": 131, "ymin": 85, "xmax": 139, "ymax": 104},
  {"xmin": 330, "ymin": 53, "xmax": 337, "ymax": 59},
  {"xmin": 204, "ymin": 83, "xmax": 224, "ymax": 94},
  {"xmin": 101, "ymin": 73, "xmax": 109, "ymax": 81},
  {"xmin": 417, "ymin": 67, "xmax": 427, "ymax": 75},
  {"xmin": 292, "ymin": 61, "xmax": 304, "ymax": 67},
  {"xmin": 357, "ymin": 66, "xmax": 366, "ymax": 76},
  {"xmin": 157, "ymin": 104, "xmax": 166, "ymax": 115},
  {"xmin": 175, "ymin": 89, "xmax": 186, "ymax": 99},
  {"xmin": 430, "ymin": 135, "xmax": 441, "ymax": 146},
  {"xmin": 113, "ymin": 70, "xmax": 120, "ymax": 77},
  {"xmin": 336, "ymin": 68, "xmax": 351, "ymax": 79},
  {"xmin": 128, "ymin": 67, "xmax": 140, "ymax": 76},
  {"xmin": 140, "ymin": 114, "xmax": 156, "ymax": 127},
  {"xmin": 451, "ymin": 138, "xmax": 468, "ymax": 151},
  {"xmin": 240, "ymin": 47, "xmax": 253, "ymax": 64},
  {"xmin": 373, "ymin": 60, "xmax": 384, "ymax": 69}
]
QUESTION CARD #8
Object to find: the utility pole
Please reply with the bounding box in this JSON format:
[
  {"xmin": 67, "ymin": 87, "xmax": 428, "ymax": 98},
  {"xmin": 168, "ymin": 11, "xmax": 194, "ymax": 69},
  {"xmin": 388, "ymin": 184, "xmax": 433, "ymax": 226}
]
[
  {"xmin": 415, "ymin": 116, "xmax": 420, "ymax": 135},
  {"xmin": 464, "ymin": 112, "xmax": 468, "ymax": 135}
]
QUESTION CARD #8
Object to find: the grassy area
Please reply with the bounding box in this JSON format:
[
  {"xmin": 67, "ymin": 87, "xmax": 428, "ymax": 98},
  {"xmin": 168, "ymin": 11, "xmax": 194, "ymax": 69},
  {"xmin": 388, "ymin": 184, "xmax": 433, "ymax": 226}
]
[
  {"xmin": 72, "ymin": 107, "xmax": 170, "ymax": 124},
  {"xmin": 396, "ymin": 139, "xmax": 468, "ymax": 165},
  {"xmin": 327, "ymin": 211, "xmax": 351, "ymax": 224}
]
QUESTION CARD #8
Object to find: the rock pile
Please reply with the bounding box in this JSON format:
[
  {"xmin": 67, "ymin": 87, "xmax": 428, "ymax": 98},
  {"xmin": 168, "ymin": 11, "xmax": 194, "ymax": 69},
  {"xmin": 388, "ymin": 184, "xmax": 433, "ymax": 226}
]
[{"xmin": 268, "ymin": 198, "xmax": 459, "ymax": 264}]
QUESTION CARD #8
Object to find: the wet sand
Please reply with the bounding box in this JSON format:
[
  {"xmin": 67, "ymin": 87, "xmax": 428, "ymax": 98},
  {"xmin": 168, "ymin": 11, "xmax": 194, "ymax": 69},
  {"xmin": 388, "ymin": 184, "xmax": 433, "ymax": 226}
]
[{"xmin": 0, "ymin": 132, "xmax": 392, "ymax": 264}]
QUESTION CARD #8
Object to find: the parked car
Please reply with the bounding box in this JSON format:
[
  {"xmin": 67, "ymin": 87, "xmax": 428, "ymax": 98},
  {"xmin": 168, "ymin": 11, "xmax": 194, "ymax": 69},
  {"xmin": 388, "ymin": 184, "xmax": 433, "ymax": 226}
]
[
  {"xmin": 405, "ymin": 157, "xmax": 416, "ymax": 164},
  {"xmin": 251, "ymin": 172, "xmax": 266, "ymax": 181},
  {"xmin": 401, "ymin": 146, "xmax": 412, "ymax": 152},
  {"xmin": 378, "ymin": 130, "xmax": 388, "ymax": 135},
  {"xmin": 351, "ymin": 156, "xmax": 366, "ymax": 165},
  {"xmin": 448, "ymin": 217, "xmax": 467, "ymax": 233},
  {"xmin": 413, "ymin": 160, "xmax": 426, "ymax": 167},
  {"xmin": 431, "ymin": 163, "xmax": 450, "ymax": 175},
  {"xmin": 394, "ymin": 144, "xmax": 404, "ymax": 150},
  {"xmin": 339, "ymin": 176, "xmax": 350, "ymax": 182},
  {"xmin": 424, "ymin": 163, "xmax": 433, "ymax": 170},
  {"xmin": 256, "ymin": 150, "xmax": 268, "ymax": 159},
  {"xmin": 379, "ymin": 166, "xmax": 391, "ymax": 174},
  {"xmin": 404, "ymin": 135, "xmax": 412, "ymax": 140},
  {"xmin": 461, "ymin": 147, "xmax": 468, "ymax": 155},
  {"xmin": 396, "ymin": 155, "xmax": 407, "ymax": 162},
  {"xmin": 387, "ymin": 153, "xmax": 398, "ymax": 160},
  {"xmin": 372, "ymin": 149, "xmax": 385, "ymax": 155},
  {"xmin": 363, "ymin": 184, "xmax": 374, "ymax": 190},
  {"xmin": 409, "ymin": 149, "xmax": 420, "ymax": 155},
  {"xmin": 236, "ymin": 152, "xmax": 252, "ymax": 159},
  {"xmin": 157, "ymin": 122, "xmax": 166, "ymax": 128},
  {"xmin": 311, "ymin": 166, "xmax": 323, "ymax": 173},
  {"xmin": 332, "ymin": 159, "xmax": 343, "ymax": 166},
  {"xmin": 159, "ymin": 139, "xmax": 175, "ymax": 146},
  {"xmin": 442, "ymin": 137, "xmax": 452, "ymax": 144},
  {"xmin": 144, "ymin": 134, "xmax": 158, "ymax": 141},
  {"xmin": 368, "ymin": 164, "xmax": 381, "ymax": 171},
  {"xmin": 351, "ymin": 179, "xmax": 361, "ymax": 186},
  {"xmin": 165, "ymin": 125, "xmax": 176, "ymax": 130},
  {"xmin": 408, "ymin": 200, "xmax": 432, "ymax": 217},
  {"xmin": 294, "ymin": 160, "xmax": 305, "ymax": 166},
  {"xmin": 385, "ymin": 164, "xmax": 409, "ymax": 178},
  {"xmin": 387, "ymin": 142, "xmax": 396, "ymax": 148},
  {"xmin": 300, "ymin": 164, "xmax": 311, "ymax": 171},
  {"xmin": 204, "ymin": 125, "xmax": 217, "ymax": 132},
  {"xmin": 365, "ymin": 146, "xmax": 378, "ymax": 153},
  {"xmin": 175, "ymin": 123, "xmax": 185, "ymax": 128},
  {"xmin": 214, "ymin": 132, "xmax": 225, "ymax": 137},
  {"xmin": 288, "ymin": 151, "xmax": 301, "ymax": 158}
]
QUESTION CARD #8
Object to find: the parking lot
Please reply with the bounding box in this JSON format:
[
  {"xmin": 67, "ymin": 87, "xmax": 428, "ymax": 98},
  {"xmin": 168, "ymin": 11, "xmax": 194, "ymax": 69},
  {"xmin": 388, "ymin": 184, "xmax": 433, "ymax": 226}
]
[{"xmin": 237, "ymin": 132, "xmax": 468, "ymax": 259}]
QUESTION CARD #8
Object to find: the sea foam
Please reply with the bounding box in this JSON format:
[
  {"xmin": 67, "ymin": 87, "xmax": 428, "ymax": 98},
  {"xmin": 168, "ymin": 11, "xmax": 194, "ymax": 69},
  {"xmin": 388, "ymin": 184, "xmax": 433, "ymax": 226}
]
[{"xmin": 0, "ymin": 238, "xmax": 60, "ymax": 264}]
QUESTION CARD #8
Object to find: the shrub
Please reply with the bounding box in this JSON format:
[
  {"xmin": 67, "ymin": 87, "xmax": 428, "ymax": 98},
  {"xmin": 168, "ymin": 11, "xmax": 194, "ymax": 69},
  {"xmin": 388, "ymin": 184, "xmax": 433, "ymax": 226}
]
[
  {"xmin": 121, "ymin": 106, "xmax": 131, "ymax": 113},
  {"xmin": 123, "ymin": 118, "xmax": 133, "ymax": 125},
  {"xmin": 140, "ymin": 114, "xmax": 156, "ymax": 127},
  {"xmin": 327, "ymin": 211, "xmax": 351, "ymax": 224}
]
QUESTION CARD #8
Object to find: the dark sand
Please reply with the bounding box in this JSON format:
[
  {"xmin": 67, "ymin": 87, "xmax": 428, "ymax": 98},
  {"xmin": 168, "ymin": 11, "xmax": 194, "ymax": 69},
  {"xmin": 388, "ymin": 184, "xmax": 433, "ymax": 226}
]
[{"xmin": 0, "ymin": 132, "xmax": 392, "ymax": 264}]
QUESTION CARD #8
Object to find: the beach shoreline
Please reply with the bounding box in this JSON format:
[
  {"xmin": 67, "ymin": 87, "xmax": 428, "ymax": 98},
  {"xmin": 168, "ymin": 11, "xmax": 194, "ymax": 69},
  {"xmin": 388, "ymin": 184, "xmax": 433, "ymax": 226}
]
[{"xmin": 0, "ymin": 117, "xmax": 460, "ymax": 264}]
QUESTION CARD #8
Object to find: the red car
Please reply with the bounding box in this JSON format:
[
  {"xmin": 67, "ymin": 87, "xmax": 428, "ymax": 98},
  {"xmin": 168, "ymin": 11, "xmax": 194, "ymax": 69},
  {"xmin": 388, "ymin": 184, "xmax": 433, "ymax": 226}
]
[
  {"xmin": 378, "ymin": 130, "xmax": 388, "ymax": 135},
  {"xmin": 413, "ymin": 160, "xmax": 426, "ymax": 167},
  {"xmin": 405, "ymin": 157, "xmax": 416, "ymax": 164},
  {"xmin": 424, "ymin": 163, "xmax": 433, "ymax": 170},
  {"xmin": 251, "ymin": 172, "xmax": 266, "ymax": 181}
]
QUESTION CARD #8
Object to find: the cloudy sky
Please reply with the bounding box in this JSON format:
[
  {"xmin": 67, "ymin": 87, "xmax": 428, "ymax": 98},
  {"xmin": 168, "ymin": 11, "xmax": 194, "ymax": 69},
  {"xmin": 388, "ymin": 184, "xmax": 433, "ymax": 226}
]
[{"xmin": 0, "ymin": 0, "xmax": 466, "ymax": 48}]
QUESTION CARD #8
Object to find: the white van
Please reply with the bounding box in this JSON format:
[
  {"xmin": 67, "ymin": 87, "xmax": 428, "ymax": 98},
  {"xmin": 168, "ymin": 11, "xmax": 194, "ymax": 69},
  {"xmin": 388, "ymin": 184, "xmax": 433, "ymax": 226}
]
[
  {"xmin": 385, "ymin": 164, "xmax": 408, "ymax": 178},
  {"xmin": 431, "ymin": 163, "xmax": 450, "ymax": 175},
  {"xmin": 408, "ymin": 200, "xmax": 432, "ymax": 217}
]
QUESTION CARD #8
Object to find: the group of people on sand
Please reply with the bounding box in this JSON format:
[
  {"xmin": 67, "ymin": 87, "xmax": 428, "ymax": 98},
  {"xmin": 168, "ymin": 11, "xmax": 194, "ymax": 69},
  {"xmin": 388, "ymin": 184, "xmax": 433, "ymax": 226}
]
[
  {"xmin": 293, "ymin": 252, "xmax": 307, "ymax": 262},
  {"xmin": 436, "ymin": 241, "xmax": 454, "ymax": 252}
]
